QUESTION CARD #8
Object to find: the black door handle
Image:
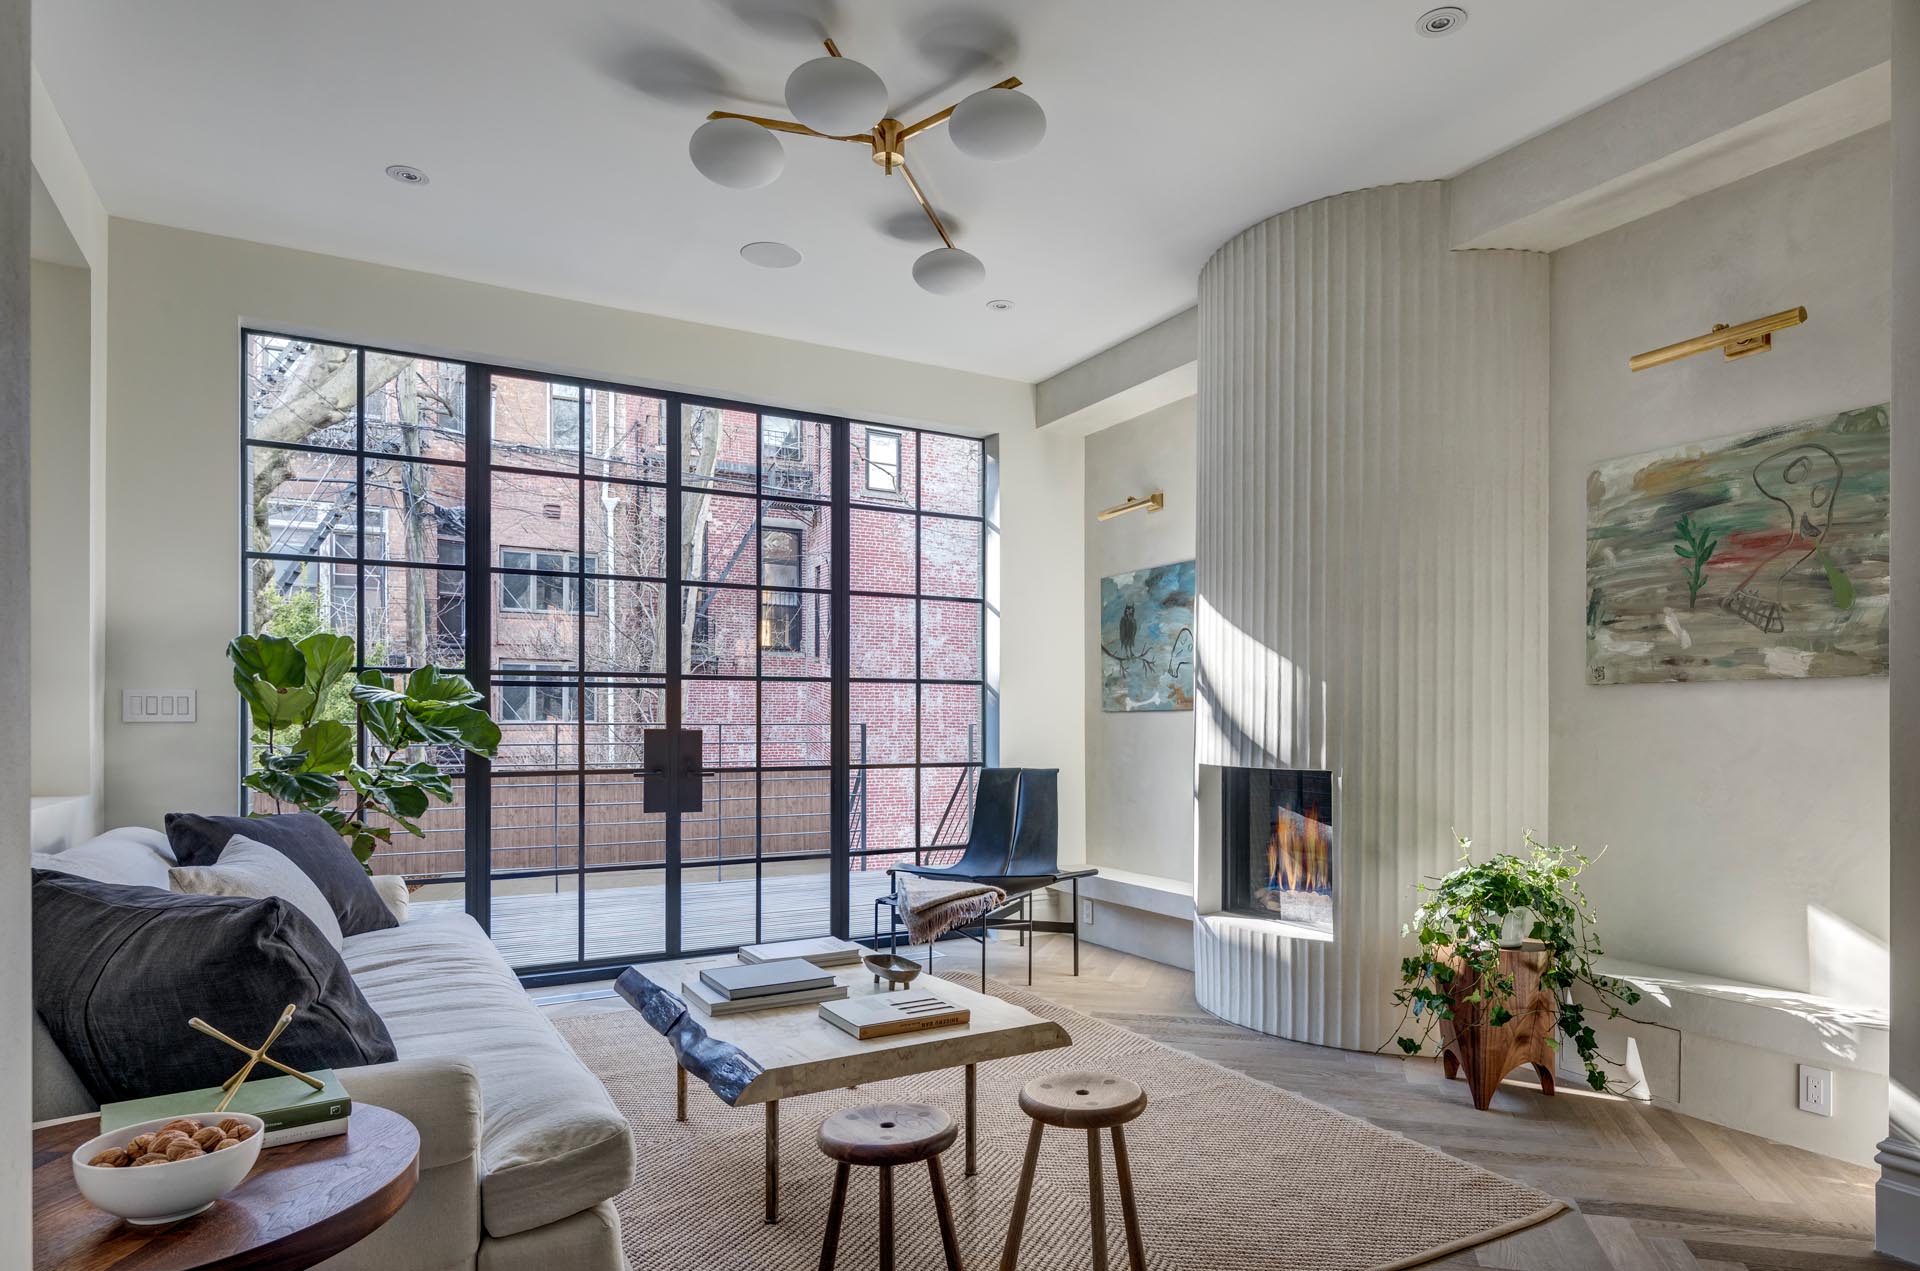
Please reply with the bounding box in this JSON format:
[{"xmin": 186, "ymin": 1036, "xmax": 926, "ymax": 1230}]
[{"xmin": 638, "ymin": 728, "xmax": 704, "ymax": 814}]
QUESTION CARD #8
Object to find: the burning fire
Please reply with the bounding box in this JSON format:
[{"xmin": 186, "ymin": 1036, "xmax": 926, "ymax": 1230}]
[{"xmin": 1265, "ymin": 805, "xmax": 1331, "ymax": 894}]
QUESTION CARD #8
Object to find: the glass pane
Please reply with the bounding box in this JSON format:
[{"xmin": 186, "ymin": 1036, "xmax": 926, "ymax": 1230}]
[
  {"xmin": 494, "ymin": 571, "xmax": 581, "ymax": 671},
  {"xmin": 492, "ymin": 471, "xmax": 581, "ymax": 557},
  {"xmin": 683, "ymin": 492, "xmax": 757, "ymax": 586},
  {"xmin": 492, "ymin": 676, "xmax": 579, "ymax": 768},
  {"xmin": 492, "ymin": 374, "xmax": 579, "ymax": 472},
  {"xmin": 848, "ymin": 855, "xmax": 897, "ymax": 940},
  {"xmin": 681, "ymin": 863, "xmax": 759, "ymax": 950},
  {"xmin": 762, "ymin": 681, "xmax": 830, "ymax": 767},
  {"xmin": 921, "ymin": 600, "xmax": 983, "ymax": 680},
  {"xmin": 584, "ymin": 867, "xmax": 667, "ymax": 961},
  {"xmin": 851, "ymin": 508, "xmax": 915, "ymax": 594},
  {"xmin": 852, "ymin": 767, "xmax": 915, "ymax": 856},
  {"xmin": 583, "ymin": 769, "xmax": 663, "ymax": 868},
  {"xmin": 762, "ymin": 592, "xmax": 830, "ymax": 679},
  {"xmin": 684, "ymin": 681, "xmax": 757, "ymax": 769},
  {"xmin": 680, "ymin": 403, "xmax": 759, "ymax": 494},
  {"xmin": 363, "ymin": 458, "xmax": 464, "ymax": 564},
  {"xmin": 246, "ymin": 336, "xmax": 356, "ymax": 449},
  {"xmin": 919, "ymin": 516, "xmax": 982, "ymax": 599},
  {"xmin": 488, "ymin": 772, "xmax": 580, "ymax": 968},
  {"xmin": 921, "ymin": 432, "xmax": 983, "ymax": 516},
  {"xmin": 363, "ymin": 565, "xmax": 467, "ymax": 669},
  {"xmin": 761, "ymin": 856, "xmax": 832, "ymax": 942},
  {"xmin": 365, "ymin": 355, "xmax": 467, "ymax": 462},
  {"xmin": 762, "ymin": 768, "xmax": 830, "ymax": 857},
  {"xmin": 761, "ymin": 501, "xmax": 830, "ymax": 587},
  {"xmin": 372, "ymin": 798, "xmax": 465, "ymax": 887},
  {"xmin": 588, "ymin": 390, "xmax": 667, "ymax": 483},
  {"xmin": 683, "ymin": 771, "xmax": 757, "ymax": 865},
  {"xmin": 586, "ymin": 581, "xmax": 666, "ymax": 676},
  {"xmin": 851, "ymin": 422, "xmax": 917, "ymax": 505},
  {"xmin": 597, "ymin": 481, "xmax": 667, "ymax": 579},
  {"xmin": 850, "ymin": 595, "xmax": 916, "ymax": 679},
  {"xmin": 684, "ymin": 585, "xmax": 757, "ymax": 675},
  {"xmin": 248, "ymin": 446, "xmax": 358, "ymax": 556},
  {"xmin": 585, "ymin": 682, "xmax": 663, "ymax": 770},
  {"xmin": 249, "ymin": 558, "xmax": 356, "ymax": 648},
  {"xmin": 920, "ymin": 767, "xmax": 978, "ymax": 850},
  {"xmin": 761, "ymin": 416, "xmax": 832, "ymax": 501},
  {"xmin": 850, "ymin": 682, "xmax": 915, "ymax": 764},
  {"xmin": 920, "ymin": 684, "xmax": 982, "ymax": 764}
]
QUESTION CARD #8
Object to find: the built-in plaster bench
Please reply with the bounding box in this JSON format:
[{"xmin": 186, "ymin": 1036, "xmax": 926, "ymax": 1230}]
[
  {"xmin": 1569, "ymin": 957, "xmax": 1887, "ymax": 1165},
  {"xmin": 1045, "ymin": 866, "xmax": 1194, "ymax": 970}
]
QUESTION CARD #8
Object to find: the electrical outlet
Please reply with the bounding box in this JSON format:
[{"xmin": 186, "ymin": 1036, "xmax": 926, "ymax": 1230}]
[
  {"xmin": 1798, "ymin": 1064, "xmax": 1834, "ymax": 1117},
  {"xmin": 1080, "ymin": 899, "xmax": 1094, "ymax": 926}
]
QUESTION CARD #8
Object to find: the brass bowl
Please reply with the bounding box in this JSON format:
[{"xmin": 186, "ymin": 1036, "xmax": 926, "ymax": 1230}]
[{"xmin": 863, "ymin": 953, "xmax": 923, "ymax": 990}]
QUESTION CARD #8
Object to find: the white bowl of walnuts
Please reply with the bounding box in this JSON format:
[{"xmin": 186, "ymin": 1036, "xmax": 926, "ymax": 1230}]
[{"xmin": 70, "ymin": 1112, "xmax": 265, "ymax": 1224}]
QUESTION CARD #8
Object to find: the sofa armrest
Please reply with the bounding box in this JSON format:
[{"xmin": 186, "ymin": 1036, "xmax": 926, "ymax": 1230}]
[{"xmin": 336, "ymin": 1057, "xmax": 482, "ymax": 1172}]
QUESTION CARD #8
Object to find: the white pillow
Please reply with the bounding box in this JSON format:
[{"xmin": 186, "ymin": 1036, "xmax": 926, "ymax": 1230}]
[
  {"xmin": 168, "ymin": 834, "xmax": 346, "ymax": 950},
  {"xmin": 370, "ymin": 874, "xmax": 411, "ymax": 926}
]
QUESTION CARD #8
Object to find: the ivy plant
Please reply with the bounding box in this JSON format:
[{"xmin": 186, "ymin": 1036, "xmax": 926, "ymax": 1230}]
[
  {"xmin": 231, "ymin": 632, "xmax": 501, "ymax": 868},
  {"xmin": 1388, "ymin": 835, "xmax": 1641, "ymax": 1094}
]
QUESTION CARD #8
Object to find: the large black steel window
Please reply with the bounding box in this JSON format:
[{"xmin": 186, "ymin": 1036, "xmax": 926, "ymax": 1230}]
[{"xmin": 242, "ymin": 331, "xmax": 988, "ymax": 980}]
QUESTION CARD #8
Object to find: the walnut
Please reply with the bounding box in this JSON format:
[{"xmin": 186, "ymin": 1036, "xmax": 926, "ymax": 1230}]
[
  {"xmin": 132, "ymin": 1153, "xmax": 170, "ymax": 1166},
  {"xmin": 214, "ymin": 1138, "xmax": 241, "ymax": 1152},
  {"xmin": 123, "ymin": 1134, "xmax": 153, "ymax": 1156},
  {"xmin": 228, "ymin": 1123, "xmax": 256, "ymax": 1142},
  {"xmin": 157, "ymin": 1118, "xmax": 201, "ymax": 1137},
  {"xmin": 164, "ymin": 1140, "xmax": 202, "ymax": 1161},
  {"xmin": 87, "ymin": 1149, "xmax": 131, "ymax": 1168},
  {"xmin": 191, "ymin": 1126, "xmax": 224, "ymax": 1150},
  {"xmin": 217, "ymin": 1118, "xmax": 245, "ymax": 1135}
]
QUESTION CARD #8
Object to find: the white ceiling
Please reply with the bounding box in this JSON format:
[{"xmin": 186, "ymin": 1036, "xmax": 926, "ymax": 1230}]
[{"xmin": 33, "ymin": 0, "xmax": 1803, "ymax": 383}]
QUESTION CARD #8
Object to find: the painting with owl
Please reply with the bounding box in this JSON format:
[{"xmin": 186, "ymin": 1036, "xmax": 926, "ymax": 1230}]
[
  {"xmin": 1100, "ymin": 560, "xmax": 1195, "ymax": 711},
  {"xmin": 1586, "ymin": 404, "xmax": 1889, "ymax": 685}
]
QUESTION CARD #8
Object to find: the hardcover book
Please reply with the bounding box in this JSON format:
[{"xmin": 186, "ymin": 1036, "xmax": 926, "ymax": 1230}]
[
  {"xmin": 737, "ymin": 936, "xmax": 866, "ymax": 968},
  {"xmin": 699, "ymin": 958, "xmax": 835, "ymax": 1000},
  {"xmin": 101, "ymin": 1069, "xmax": 352, "ymax": 1143},
  {"xmin": 682, "ymin": 977, "xmax": 847, "ymax": 1017},
  {"xmin": 819, "ymin": 992, "xmax": 970, "ymax": 1040}
]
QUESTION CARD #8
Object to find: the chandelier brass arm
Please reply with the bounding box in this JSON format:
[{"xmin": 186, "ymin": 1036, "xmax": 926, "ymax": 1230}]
[
  {"xmin": 898, "ymin": 76, "xmax": 1023, "ymax": 143},
  {"xmin": 897, "ymin": 162, "xmax": 954, "ymax": 249}
]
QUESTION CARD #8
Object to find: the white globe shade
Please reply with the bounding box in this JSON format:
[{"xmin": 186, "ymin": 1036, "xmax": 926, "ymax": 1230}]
[
  {"xmin": 689, "ymin": 118, "xmax": 784, "ymax": 189},
  {"xmin": 785, "ymin": 56, "xmax": 887, "ymax": 136},
  {"xmin": 948, "ymin": 87, "xmax": 1046, "ymax": 161},
  {"xmin": 912, "ymin": 247, "xmax": 986, "ymax": 295}
]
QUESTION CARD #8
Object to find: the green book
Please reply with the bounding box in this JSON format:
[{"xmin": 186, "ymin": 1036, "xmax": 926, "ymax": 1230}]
[{"xmin": 101, "ymin": 1069, "xmax": 352, "ymax": 1136}]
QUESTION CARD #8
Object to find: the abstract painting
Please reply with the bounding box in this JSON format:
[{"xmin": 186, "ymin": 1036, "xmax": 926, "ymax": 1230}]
[
  {"xmin": 1100, "ymin": 560, "xmax": 1195, "ymax": 711},
  {"xmin": 1586, "ymin": 404, "xmax": 1889, "ymax": 685}
]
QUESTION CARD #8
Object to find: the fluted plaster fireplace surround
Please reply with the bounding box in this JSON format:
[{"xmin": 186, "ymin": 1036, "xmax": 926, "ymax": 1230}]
[{"xmin": 1191, "ymin": 180, "xmax": 1550, "ymax": 1051}]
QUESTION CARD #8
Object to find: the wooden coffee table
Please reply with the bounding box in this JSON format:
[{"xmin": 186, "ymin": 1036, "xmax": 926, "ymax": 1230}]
[
  {"xmin": 616, "ymin": 955, "xmax": 1071, "ymax": 1223},
  {"xmin": 32, "ymin": 1103, "xmax": 419, "ymax": 1271}
]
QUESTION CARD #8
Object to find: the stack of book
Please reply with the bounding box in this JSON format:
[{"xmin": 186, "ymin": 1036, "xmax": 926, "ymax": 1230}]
[
  {"xmin": 684, "ymin": 958, "xmax": 849, "ymax": 1016},
  {"xmin": 736, "ymin": 936, "xmax": 866, "ymax": 969},
  {"xmin": 820, "ymin": 992, "xmax": 970, "ymax": 1040},
  {"xmin": 101, "ymin": 1069, "xmax": 353, "ymax": 1147}
]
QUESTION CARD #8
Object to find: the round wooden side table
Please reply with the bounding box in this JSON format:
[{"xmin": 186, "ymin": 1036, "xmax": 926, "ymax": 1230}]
[{"xmin": 32, "ymin": 1103, "xmax": 420, "ymax": 1271}]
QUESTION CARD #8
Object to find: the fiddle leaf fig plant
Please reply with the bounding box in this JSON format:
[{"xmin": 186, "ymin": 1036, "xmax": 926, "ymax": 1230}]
[
  {"xmin": 232, "ymin": 632, "xmax": 501, "ymax": 868},
  {"xmin": 1388, "ymin": 835, "xmax": 1642, "ymax": 1094}
]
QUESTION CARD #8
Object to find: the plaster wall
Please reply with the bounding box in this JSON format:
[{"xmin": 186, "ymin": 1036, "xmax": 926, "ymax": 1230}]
[{"xmin": 29, "ymin": 259, "xmax": 90, "ymax": 798}]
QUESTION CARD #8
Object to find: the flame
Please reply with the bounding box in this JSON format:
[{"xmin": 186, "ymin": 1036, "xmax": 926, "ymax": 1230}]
[{"xmin": 1266, "ymin": 805, "xmax": 1330, "ymax": 894}]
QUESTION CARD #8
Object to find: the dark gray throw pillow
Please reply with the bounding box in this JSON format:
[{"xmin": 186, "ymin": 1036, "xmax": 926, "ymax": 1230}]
[
  {"xmin": 166, "ymin": 811, "xmax": 397, "ymax": 937},
  {"xmin": 31, "ymin": 870, "xmax": 397, "ymax": 1105}
]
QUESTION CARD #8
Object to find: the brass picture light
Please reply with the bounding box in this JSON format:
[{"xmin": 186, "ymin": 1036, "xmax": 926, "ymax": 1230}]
[
  {"xmin": 1628, "ymin": 307, "xmax": 1807, "ymax": 372},
  {"xmin": 1097, "ymin": 492, "xmax": 1165, "ymax": 522}
]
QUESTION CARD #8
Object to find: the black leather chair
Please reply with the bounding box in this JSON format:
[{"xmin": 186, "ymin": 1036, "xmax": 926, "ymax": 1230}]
[{"xmin": 883, "ymin": 767, "xmax": 1096, "ymax": 983}]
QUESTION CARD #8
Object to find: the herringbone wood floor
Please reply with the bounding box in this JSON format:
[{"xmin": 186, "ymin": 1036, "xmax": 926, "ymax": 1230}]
[{"xmin": 540, "ymin": 935, "xmax": 1895, "ymax": 1271}]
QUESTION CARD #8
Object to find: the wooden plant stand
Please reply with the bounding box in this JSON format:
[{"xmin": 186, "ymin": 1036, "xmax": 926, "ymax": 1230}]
[{"xmin": 1439, "ymin": 942, "xmax": 1559, "ymax": 1111}]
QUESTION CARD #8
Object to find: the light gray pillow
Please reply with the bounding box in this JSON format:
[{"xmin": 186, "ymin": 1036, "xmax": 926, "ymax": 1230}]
[
  {"xmin": 369, "ymin": 874, "xmax": 411, "ymax": 926},
  {"xmin": 170, "ymin": 834, "xmax": 345, "ymax": 950}
]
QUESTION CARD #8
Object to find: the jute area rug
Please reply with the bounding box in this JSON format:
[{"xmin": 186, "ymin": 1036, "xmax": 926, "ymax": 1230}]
[{"xmin": 555, "ymin": 974, "xmax": 1564, "ymax": 1270}]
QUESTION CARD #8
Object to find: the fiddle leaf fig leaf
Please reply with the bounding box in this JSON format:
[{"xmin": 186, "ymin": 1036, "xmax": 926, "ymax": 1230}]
[{"xmin": 298, "ymin": 632, "xmax": 356, "ymax": 698}]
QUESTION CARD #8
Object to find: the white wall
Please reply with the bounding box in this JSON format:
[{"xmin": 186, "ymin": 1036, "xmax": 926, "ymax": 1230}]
[
  {"xmin": 101, "ymin": 219, "xmax": 1082, "ymax": 865},
  {"xmin": 1549, "ymin": 127, "xmax": 1891, "ymax": 1000},
  {"xmin": 29, "ymin": 259, "xmax": 90, "ymax": 797},
  {"xmin": 1083, "ymin": 397, "xmax": 1195, "ymax": 881}
]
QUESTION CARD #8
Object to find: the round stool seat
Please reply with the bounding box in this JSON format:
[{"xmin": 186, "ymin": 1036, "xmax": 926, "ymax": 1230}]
[
  {"xmin": 817, "ymin": 1102, "xmax": 958, "ymax": 1167},
  {"xmin": 1018, "ymin": 1071, "xmax": 1147, "ymax": 1129}
]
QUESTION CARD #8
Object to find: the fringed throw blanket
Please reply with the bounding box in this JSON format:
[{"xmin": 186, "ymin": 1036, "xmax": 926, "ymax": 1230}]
[{"xmin": 894, "ymin": 874, "xmax": 1007, "ymax": 946}]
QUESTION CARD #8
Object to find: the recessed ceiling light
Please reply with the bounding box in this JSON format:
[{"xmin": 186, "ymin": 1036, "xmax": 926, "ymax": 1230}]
[
  {"xmin": 740, "ymin": 241, "xmax": 802, "ymax": 269},
  {"xmin": 385, "ymin": 164, "xmax": 429, "ymax": 186},
  {"xmin": 986, "ymin": 299, "xmax": 1013, "ymax": 312},
  {"xmin": 1416, "ymin": 6, "xmax": 1467, "ymax": 37}
]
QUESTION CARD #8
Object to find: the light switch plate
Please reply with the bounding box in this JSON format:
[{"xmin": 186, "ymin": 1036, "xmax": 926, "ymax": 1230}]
[
  {"xmin": 122, "ymin": 689, "xmax": 197, "ymax": 723},
  {"xmin": 1798, "ymin": 1063, "xmax": 1834, "ymax": 1117}
]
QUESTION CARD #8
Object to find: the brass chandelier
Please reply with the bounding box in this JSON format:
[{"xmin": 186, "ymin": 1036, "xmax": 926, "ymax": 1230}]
[{"xmin": 687, "ymin": 36, "xmax": 1046, "ymax": 295}]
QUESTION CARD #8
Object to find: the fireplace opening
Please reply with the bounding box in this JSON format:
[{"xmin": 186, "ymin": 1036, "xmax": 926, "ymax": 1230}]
[{"xmin": 1221, "ymin": 766, "xmax": 1334, "ymax": 933}]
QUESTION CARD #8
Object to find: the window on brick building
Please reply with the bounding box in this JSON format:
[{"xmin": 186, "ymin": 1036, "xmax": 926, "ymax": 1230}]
[
  {"xmin": 865, "ymin": 429, "xmax": 901, "ymax": 493},
  {"xmin": 497, "ymin": 662, "xmax": 597, "ymax": 723},
  {"xmin": 760, "ymin": 527, "xmax": 802, "ymax": 652},
  {"xmin": 548, "ymin": 383, "xmax": 593, "ymax": 453},
  {"xmin": 499, "ymin": 549, "xmax": 599, "ymax": 614}
]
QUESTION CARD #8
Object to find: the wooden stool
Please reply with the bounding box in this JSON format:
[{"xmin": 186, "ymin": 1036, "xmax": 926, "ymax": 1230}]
[
  {"xmin": 817, "ymin": 1102, "xmax": 964, "ymax": 1271},
  {"xmin": 1001, "ymin": 1071, "xmax": 1148, "ymax": 1271}
]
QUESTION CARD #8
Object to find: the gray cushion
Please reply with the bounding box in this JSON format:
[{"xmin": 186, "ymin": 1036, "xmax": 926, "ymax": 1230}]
[
  {"xmin": 166, "ymin": 811, "xmax": 398, "ymax": 937},
  {"xmin": 343, "ymin": 910, "xmax": 634, "ymax": 1237},
  {"xmin": 170, "ymin": 834, "xmax": 346, "ymax": 950},
  {"xmin": 31, "ymin": 826, "xmax": 177, "ymax": 890},
  {"xmin": 32, "ymin": 870, "xmax": 398, "ymax": 1104}
]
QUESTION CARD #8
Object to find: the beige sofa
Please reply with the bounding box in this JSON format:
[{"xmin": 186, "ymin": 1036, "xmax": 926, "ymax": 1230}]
[{"xmin": 30, "ymin": 827, "xmax": 633, "ymax": 1271}]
